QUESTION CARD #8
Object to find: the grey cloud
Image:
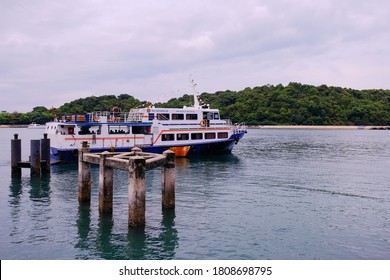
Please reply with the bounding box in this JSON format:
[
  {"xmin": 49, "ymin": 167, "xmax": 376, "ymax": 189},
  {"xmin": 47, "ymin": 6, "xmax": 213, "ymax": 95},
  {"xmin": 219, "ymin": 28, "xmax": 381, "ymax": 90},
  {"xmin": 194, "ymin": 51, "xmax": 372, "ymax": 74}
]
[{"xmin": 1, "ymin": 0, "xmax": 389, "ymax": 112}]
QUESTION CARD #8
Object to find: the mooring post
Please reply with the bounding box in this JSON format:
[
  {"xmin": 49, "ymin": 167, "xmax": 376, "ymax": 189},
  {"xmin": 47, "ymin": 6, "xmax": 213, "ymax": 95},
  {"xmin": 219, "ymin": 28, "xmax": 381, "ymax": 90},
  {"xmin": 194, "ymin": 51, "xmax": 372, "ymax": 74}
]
[
  {"xmin": 11, "ymin": 134, "xmax": 22, "ymax": 177},
  {"xmin": 162, "ymin": 150, "xmax": 176, "ymax": 209},
  {"xmin": 128, "ymin": 156, "xmax": 146, "ymax": 227},
  {"xmin": 99, "ymin": 151, "xmax": 114, "ymax": 213},
  {"xmin": 30, "ymin": 139, "xmax": 41, "ymax": 176},
  {"xmin": 40, "ymin": 133, "xmax": 51, "ymax": 173},
  {"xmin": 78, "ymin": 141, "xmax": 91, "ymax": 203}
]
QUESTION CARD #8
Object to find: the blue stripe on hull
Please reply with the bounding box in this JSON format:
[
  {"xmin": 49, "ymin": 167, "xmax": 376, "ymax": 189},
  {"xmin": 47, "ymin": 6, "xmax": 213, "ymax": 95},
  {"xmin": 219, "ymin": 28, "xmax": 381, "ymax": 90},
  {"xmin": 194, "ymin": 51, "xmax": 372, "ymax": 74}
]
[{"xmin": 50, "ymin": 132, "xmax": 245, "ymax": 164}]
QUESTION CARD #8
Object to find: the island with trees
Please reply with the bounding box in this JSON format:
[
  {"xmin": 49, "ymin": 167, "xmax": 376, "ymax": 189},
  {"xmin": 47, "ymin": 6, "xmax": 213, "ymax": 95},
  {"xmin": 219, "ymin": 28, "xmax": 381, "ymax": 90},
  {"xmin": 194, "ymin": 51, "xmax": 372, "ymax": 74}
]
[{"xmin": 1, "ymin": 83, "xmax": 390, "ymax": 126}]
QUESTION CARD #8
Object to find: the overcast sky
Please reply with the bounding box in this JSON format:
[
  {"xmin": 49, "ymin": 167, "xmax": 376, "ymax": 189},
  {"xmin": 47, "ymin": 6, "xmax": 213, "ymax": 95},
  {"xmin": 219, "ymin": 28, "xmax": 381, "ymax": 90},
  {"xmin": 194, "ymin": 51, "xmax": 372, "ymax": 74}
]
[{"xmin": 1, "ymin": 0, "xmax": 389, "ymax": 112}]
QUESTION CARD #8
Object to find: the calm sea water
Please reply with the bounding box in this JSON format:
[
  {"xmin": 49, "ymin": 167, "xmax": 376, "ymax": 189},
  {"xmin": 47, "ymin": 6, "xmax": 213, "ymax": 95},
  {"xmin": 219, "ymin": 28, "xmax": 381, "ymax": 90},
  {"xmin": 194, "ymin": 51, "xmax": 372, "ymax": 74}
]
[{"xmin": 0, "ymin": 128, "xmax": 389, "ymax": 260}]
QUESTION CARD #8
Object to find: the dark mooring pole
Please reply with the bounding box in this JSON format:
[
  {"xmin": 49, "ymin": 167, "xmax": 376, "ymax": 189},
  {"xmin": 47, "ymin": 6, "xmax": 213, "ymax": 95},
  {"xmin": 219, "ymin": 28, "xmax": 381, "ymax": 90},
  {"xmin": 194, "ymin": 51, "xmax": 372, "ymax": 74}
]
[
  {"xmin": 30, "ymin": 139, "xmax": 41, "ymax": 176},
  {"xmin": 40, "ymin": 133, "xmax": 51, "ymax": 173},
  {"xmin": 11, "ymin": 134, "xmax": 22, "ymax": 177}
]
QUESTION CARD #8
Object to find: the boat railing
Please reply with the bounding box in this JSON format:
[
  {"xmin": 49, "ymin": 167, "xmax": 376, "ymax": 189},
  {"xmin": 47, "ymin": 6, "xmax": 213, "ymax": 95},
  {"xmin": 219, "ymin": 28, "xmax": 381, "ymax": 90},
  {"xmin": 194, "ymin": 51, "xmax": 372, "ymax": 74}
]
[
  {"xmin": 233, "ymin": 122, "xmax": 247, "ymax": 134},
  {"xmin": 89, "ymin": 111, "xmax": 131, "ymax": 123}
]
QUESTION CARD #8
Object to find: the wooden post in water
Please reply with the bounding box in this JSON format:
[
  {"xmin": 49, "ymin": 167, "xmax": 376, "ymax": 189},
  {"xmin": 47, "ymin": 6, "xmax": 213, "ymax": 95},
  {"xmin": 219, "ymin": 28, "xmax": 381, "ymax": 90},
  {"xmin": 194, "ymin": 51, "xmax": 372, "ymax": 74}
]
[
  {"xmin": 162, "ymin": 150, "xmax": 176, "ymax": 209},
  {"xmin": 99, "ymin": 151, "xmax": 114, "ymax": 213},
  {"xmin": 11, "ymin": 134, "xmax": 22, "ymax": 177},
  {"xmin": 30, "ymin": 139, "xmax": 41, "ymax": 176},
  {"xmin": 128, "ymin": 156, "xmax": 146, "ymax": 227},
  {"xmin": 78, "ymin": 141, "xmax": 91, "ymax": 203},
  {"xmin": 40, "ymin": 133, "xmax": 51, "ymax": 173}
]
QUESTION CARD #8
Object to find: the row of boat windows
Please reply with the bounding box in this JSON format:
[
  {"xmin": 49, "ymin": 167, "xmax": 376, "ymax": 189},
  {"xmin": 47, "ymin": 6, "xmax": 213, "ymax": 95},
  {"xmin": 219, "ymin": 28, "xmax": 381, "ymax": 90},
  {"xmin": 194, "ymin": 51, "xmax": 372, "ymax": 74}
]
[
  {"xmin": 161, "ymin": 132, "xmax": 229, "ymax": 141},
  {"xmin": 47, "ymin": 125, "xmax": 150, "ymax": 135},
  {"xmin": 151, "ymin": 112, "xmax": 220, "ymax": 121}
]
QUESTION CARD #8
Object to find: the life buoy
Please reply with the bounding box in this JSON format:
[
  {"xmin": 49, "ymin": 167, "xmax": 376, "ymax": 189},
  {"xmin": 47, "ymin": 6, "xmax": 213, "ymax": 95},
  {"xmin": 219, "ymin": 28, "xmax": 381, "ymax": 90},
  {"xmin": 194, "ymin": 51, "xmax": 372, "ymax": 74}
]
[
  {"xmin": 93, "ymin": 115, "xmax": 99, "ymax": 122},
  {"xmin": 200, "ymin": 119, "xmax": 206, "ymax": 127}
]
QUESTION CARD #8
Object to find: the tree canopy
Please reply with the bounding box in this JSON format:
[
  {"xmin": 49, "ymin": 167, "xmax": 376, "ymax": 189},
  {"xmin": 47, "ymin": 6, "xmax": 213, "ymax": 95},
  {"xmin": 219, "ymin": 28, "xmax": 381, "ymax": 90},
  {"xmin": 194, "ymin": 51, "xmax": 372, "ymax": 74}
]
[{"xmin": 2, "ymin": 83, "xmax": 390, "ymax": 125}]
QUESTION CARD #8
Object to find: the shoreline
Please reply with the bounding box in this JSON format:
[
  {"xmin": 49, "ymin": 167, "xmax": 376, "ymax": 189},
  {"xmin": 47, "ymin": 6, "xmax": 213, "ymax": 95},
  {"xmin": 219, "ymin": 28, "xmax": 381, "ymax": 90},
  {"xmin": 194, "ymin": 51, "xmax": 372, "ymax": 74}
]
[{"xmin": 0, "ymin": 125, "xmax": 28, "ymax": 128}]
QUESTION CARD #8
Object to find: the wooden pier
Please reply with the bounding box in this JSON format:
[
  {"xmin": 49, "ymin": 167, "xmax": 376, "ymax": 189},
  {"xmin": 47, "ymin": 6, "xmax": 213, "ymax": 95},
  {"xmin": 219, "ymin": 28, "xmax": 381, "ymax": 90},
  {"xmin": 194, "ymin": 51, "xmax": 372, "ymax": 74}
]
[
  {"xmin": 11, "ymin": 133, "xmax": 50, "ymax": 177},
  {"xmin": 78, "ymin": 142, "xmax": 176, "ymax": 227}
]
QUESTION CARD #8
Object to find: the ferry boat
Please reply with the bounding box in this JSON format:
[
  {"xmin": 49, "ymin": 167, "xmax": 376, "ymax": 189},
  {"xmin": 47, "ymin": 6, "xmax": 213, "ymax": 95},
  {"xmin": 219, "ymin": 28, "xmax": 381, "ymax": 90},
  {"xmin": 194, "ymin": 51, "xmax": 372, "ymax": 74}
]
[{"xmin": 45, "ymin": 92, "xmax": 247, "ymax": 163}]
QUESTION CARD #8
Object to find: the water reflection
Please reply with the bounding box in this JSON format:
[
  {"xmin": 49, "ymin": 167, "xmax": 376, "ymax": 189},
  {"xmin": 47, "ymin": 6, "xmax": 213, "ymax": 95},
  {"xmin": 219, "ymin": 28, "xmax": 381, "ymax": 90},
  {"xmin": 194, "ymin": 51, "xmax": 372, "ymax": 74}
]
[
  {"xmin": 8, "ymin": 174, "xmax": 52, "ymax": 246},
  {"xmin": 75, "ymin": 203, "xmax": 91, "ymax": 255},
  {"xmin": 29, "ymin": 174, "xmax": 51, "ymax": 200},
  {"xmin": 9, "ymin": 177, "xmax": 23, "ymax": 202},
  {"xmin": 188, "ymin": 153, "xmax": 240, "ymax": 164},
  {"xmin": 75, "ymin": 206, "xmax": 179, "ymax": 259},
  {"xmin": 158, "ymin": 208, "xmax": 178, "ymax": 259},
  {"xmin": 97, "ymin": 212, "xmax": 115, "ymax": 259},
  {"xmin": 127, "ymin": 227, "xmax": 147, "ymax": 259},
  {"xmin": 9, "ymin": 175, "xmax": 51, "ymax": 204}
]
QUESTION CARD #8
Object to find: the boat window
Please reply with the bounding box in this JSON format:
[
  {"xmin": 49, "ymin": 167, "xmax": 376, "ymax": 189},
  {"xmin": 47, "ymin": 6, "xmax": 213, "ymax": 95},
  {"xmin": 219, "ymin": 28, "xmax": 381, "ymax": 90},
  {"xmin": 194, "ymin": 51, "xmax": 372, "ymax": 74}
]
[
  {"xmin": 157, "ymin": 113, "xmax": 170, "ymax": 120},
  {"xmin": 177, "ymin": 133, "xmax": 189, "ymax": 141},
  {"xmin": 186, "ymin": 114, "xmax": 198, "ymax": 120},
  {"xmin": 205, "ymin": 132, "xmax": 216, "ymax": 139},
  {"xmin": 217, "ymin": 132, "xmax": 228, "ymax": 139},
  {"xmin": 172, "ymin": 114, "xmax": 184, "ymax": 120},
  {"xmin": 214, "ymin": 112, "xmax": 220, "ymax": 120},
  {"xmin": 162, "ymin": 134, "xmax": 174, "ymax": 141},
  {"xmin": 78, "ymin": 126, "xmax": 91, "ymax": 135},
  {"xmin": 191, "ymin": 133, "xmax": 203, "ymax": 140},
  {"xmin": 148, "ymin": 113, "xmax": 154, "ymax": 121},
  {"xmin": 109, "ymin": 125, "xmax": 130, "ymax": 134},
  {"xmin": 132, "ymin": 126, "xmax": 149, "ymax": 134},
  {"xmin": 203, "ymin": 111, "xmax": 214, "ymax": 120}
]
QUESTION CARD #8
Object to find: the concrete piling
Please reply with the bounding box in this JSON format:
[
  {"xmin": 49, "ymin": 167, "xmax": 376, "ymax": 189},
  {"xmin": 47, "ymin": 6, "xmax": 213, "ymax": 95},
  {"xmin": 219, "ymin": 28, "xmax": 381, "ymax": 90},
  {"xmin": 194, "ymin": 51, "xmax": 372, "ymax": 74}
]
[
  {"xmin": 11, "ymin": 134, "xmax": 22, "ymax": 177},
  {"xmin": 128, "ymin": 156, "xmax": 146, "ymax": 227},
  {"xmin": 162, "ymin": 150, "xmax": 176, "ymax": 209},
  {"xmin": 99, "ymin": 151, "xmax": 114, "ymax": 213},
  {"xmin": 78, "ymin": 147, "xmax": 176, "ymax": 227},
  {"xmin": 78, "ymin": 141, "xmax": 91, "ymax": 203}
]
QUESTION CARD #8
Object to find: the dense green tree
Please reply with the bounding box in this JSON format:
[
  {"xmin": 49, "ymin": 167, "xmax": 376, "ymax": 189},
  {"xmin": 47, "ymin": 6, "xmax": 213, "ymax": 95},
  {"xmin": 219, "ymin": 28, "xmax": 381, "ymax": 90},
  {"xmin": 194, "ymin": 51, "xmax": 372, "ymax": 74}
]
[{"xmin": 2, "ymin": 84, "xmax": 390, "ymax": 125}]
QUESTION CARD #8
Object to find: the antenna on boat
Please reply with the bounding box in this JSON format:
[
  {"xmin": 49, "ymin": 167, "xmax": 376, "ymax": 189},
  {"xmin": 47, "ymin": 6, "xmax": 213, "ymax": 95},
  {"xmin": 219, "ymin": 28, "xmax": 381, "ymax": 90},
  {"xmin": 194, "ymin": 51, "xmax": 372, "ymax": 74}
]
[{"xmin": 190, "ymin": 75, "xmax": 200, "ymax": 109}]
